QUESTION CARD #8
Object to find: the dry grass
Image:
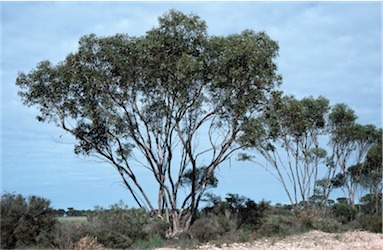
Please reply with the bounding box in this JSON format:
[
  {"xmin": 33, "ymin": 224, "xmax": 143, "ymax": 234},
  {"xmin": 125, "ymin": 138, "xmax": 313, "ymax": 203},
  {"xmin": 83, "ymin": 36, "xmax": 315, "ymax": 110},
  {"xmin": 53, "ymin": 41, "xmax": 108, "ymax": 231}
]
[
  {"xmin": 73, "ymin": 236, "xmax": 104, "ymax": 250},
  {"xmin": 58, "ymin": 216, "xmax": 88, "ymax": 224}
]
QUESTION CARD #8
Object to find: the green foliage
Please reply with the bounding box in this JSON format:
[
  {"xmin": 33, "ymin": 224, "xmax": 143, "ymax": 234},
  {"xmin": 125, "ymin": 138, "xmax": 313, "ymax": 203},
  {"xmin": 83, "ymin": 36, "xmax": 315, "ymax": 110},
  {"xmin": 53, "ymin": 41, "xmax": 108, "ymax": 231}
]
[
  {"xmin": 189, "ymin": 216, "xmax": 223, "ymax": 242},
  {"xmin": 131, "ymin": 235, "xmax": 166, "ymax": 249},
  {"xmin": 16, "ymin": 10, "xmax": 282, "ymax": 233},
  {"xmin": 256, "ymin": 214, "xmax": 298, "ymax": 237},
  {"xmin": 142, "ymin": 218, "xmax": 170, "ymax": 239},
  {"xmin": 3, "ymin": 192, "xmax": 382, "ymax": 249},
  {"xmin": 355, "ymin": 214, "xmax": 382, "ymax": 233},
  {"xmin": 331, "ymin": 202, "xmax": 358, "ymax": 224},
  {"xmin": 360, "ymin": 136, "xmax": 382, "ymax": 213},
  {"xmin": 180, "ymin": 166, "xmax": 219, "ymax": 191},
  {"xmin": 201, "ymin": 194, "xmax": 272, "ymax": 236},
  {"xmin": 312, "ymin": 217, "xmax": 342, "ymax": 233},
  {"xmin": 239, "ymin": 199, "xmax": 271, "ymax": 230},
  {"xmin": 360, "ymin": 193, "xmax": 382, "ymax": 215},
  {"xmin": 0, "ymin": 193, "xmax": 57, "ymax": 249},
  {"xmin": 86, "ymin": 201, "xmax": 149, "ymax": 248},
  {"xmin": 239, "ymin": 95, "xmax": 331, "ymax": 208},
  {"xmin": 53, "ymin": 221, "xmax": 87, "ymax": 249}
]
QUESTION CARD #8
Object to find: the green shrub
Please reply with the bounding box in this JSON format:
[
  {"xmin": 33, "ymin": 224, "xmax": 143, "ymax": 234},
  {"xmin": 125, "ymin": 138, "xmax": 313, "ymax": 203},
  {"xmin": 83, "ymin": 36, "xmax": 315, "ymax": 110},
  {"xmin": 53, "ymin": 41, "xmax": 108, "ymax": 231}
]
[
  {"xmin": 313, "ymin": 217, "xmax": 342, "ymax": 233},
  {"xmin": 53, "ymin": 221, "xmax": 87, "ymax": 249},
  {"xmin": 171, "ymin": 234, "xmax": 199, "ymax": 249},
  {"xmin": 189, "ymin": 216, "xmax": 222, "ymax": 242},
  {"xmin": 132, "ymin": 235, "xmax": 166, "ymax": 249},
  {"xmin": 86, "ymin": 201, "xmax": 149, "ymax": 248},
  {"xmin": 356, "ymin": 214, "xmax": 382, "ymax": 233},
  {"xmin": 256, "ymin": 214, "xmax": 298, "ymax": 237},
  {"xmin": 239, "ymin": 199, "xmax": 271, "ymax": 230},
  {"xmin": 98, "ymin": 231, "xmax": 132, "ymax": 249},
  {"xmin": 331, "ymin": 203, "xmax": 358, "ymax": 224},
  {"xmin": 0, "ymin": 193, "xmax": 57, "ymax": 249},
  {"xmin": 142, "ymin": 218, "xmax": 170, "ymax": 238},
  {"xmin": 297, "ymin": 210, "xmax": 322, "ymax": 231}
]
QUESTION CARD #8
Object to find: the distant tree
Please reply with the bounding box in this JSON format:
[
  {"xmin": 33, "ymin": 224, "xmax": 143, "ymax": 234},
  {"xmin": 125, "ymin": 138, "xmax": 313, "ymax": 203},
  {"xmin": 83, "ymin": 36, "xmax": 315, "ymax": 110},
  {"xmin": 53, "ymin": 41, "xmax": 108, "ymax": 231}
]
[
  {"xmin": 359, "ymin": 133, "xmax": 382, "ymax": 213},
  {"xmin": 326, "ymin": 104, "xmax": 379, "ymax": 207},
  {"xmin": 53, "ymin": 208, "xmax": 66, "ymax": 217},
  {"xmin": 239, "ymin": 94, "xmax": 329, "ymax": 209},
  {"xmin": 16, "ymin": 10, "xmax": 281, "ymax": 235}
]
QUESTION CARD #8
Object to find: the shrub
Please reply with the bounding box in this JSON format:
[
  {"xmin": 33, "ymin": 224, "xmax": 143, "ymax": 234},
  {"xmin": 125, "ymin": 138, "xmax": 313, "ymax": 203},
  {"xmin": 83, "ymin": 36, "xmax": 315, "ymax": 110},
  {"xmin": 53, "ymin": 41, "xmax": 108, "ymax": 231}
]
[
  {"xmin": 0, "ymin": 193, "xmax": 57, "ymax": 249},
  {"xmin": 239, "ymin": 199, "xmax": 271, "ymax": 230},
  {"xmin": 86, "ymin": 201, "xmax": 149, "ymax": 248},
  {"xmin": 97, "ymin": 231, "xmax": 132, "ymax": 249},
  {"xmin": 256, "ymin": 214, "xmax": 299, "ymax": 237},
  {"xmin": 356, "ymin": 214, "xmax": 382, "ymax": 233},
  {"xmin": 142, "ymin": 218, "xmax": 170, "ymax": 238},
  {"xmin": 53, "ymin": 221, "xmax": 87, "ymax": 249},
  {"xmin": 131, "ymin": 235, "xmax": 166, "ymax": 249},
  {"xmin": 331, "ymin": 203, "xmax": 358, "ymax": 224},
  {"xmin": 297, "ymin": 210, "xmax": 322, "ymax": 231},
  {"xmin": 313, "ymin": 217, "xmax": 342, "ymax": 233},
  {"xmin": 189, "ymin": 216, "xmax": 222, "ymax": 242}
]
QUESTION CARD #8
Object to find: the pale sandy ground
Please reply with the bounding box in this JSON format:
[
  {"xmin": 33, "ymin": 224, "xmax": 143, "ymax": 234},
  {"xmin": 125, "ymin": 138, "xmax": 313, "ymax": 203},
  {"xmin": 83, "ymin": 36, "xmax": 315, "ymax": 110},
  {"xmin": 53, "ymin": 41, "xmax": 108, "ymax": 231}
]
[{"xmin": 157, "ymin": 230, "xmax": 383, "ymax": 250}]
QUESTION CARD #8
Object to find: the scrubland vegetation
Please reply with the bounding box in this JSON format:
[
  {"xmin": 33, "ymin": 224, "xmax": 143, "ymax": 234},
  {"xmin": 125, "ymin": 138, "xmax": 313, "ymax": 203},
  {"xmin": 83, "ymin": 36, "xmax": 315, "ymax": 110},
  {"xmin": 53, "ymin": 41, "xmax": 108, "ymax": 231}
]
[{"xmin": 1, "ymin": 192, "xmax": 381, "ymax": 249}]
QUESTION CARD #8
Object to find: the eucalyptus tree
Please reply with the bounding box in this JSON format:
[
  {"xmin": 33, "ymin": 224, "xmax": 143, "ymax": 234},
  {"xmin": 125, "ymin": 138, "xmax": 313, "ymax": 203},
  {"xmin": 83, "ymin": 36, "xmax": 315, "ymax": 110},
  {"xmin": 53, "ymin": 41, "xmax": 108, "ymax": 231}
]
[
  {"xmin": 326, "ymin": 104, "xmax": 379, "ymax": 207},
  {"xmin": 16, "ymin": 10, "xmax": 281, "ymax": 235},
  {"xmin": 360, "ymin": 134, "xmax": 382, "ymax": 213},
  {"xmin": 240, "ymin": 94, "xmax": 329, "ymax": 209}
]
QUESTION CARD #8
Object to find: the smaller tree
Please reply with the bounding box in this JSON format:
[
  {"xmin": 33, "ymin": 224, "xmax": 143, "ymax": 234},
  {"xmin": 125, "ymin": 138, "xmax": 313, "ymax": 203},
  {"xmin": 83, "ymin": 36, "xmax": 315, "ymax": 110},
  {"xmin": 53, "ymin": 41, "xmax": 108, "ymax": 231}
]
[
  {"xmin": 359, "ymin": 134, "xmax": 382, "ymax": 213},
  {"xmin": 239, "ymin": 94, "xmax": 330, "ymax": 209},
  {"xmin": 327, "ymin": 105, "xmax": 379, "ymax": 208},
  {"xmin": 323, "ymin": 104, "xmax": 359, "ymax": 207}
]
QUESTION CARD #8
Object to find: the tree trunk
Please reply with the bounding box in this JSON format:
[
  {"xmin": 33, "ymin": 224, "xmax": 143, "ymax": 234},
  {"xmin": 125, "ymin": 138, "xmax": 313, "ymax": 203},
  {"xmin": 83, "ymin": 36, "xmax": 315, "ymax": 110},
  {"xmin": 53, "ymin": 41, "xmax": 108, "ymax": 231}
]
[{"xmin": 165, "ymin": 209, "xmax": 196, "ymax": 238}]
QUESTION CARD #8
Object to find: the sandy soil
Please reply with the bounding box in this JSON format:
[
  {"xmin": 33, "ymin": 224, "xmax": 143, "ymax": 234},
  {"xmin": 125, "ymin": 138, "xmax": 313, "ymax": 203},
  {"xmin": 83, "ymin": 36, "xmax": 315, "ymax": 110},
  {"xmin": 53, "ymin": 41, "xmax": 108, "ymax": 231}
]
[{"xmin": 157, "ymin": 230, "xmax": 383, "ymax": 250}]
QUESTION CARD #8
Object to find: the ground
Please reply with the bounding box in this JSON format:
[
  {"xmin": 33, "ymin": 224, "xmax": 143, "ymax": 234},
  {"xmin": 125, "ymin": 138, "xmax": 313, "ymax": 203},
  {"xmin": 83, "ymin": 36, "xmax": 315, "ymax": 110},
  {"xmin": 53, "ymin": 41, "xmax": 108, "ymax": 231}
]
[{"xmin": 158, "ymin": 230, "xmax": 383, "ymax": 250}]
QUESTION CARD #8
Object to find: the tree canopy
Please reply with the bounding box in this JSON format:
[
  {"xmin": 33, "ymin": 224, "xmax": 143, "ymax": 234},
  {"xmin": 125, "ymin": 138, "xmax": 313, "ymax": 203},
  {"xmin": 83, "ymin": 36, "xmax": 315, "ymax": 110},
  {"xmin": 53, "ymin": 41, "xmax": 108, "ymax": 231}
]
[{"xmin": 16, "ymin": 10, "xmax": 281, "ymax": 235}]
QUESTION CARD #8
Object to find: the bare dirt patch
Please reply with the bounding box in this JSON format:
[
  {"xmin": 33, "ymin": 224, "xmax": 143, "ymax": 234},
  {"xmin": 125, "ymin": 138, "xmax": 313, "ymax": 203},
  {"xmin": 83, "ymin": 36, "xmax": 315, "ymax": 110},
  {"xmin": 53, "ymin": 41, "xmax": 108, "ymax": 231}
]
[{"xmin": 157, "ymin": 230, "xmax": 383, "ymax": 250}]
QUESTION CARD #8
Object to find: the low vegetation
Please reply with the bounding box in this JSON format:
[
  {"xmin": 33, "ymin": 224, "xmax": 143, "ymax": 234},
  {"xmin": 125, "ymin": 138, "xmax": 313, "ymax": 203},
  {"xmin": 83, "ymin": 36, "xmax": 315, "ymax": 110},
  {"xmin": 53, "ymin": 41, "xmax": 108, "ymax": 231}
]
[{"xmin": 1, "ymin": 192, "xmax": 381, "ymax": 249}]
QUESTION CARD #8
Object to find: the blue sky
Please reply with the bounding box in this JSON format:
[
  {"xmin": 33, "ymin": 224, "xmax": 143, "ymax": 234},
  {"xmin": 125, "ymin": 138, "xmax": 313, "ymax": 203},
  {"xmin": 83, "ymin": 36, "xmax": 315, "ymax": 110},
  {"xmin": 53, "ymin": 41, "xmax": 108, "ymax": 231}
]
[{"xmin": 2, "ymin": 2, "xmax": 381, "ymax": 210}]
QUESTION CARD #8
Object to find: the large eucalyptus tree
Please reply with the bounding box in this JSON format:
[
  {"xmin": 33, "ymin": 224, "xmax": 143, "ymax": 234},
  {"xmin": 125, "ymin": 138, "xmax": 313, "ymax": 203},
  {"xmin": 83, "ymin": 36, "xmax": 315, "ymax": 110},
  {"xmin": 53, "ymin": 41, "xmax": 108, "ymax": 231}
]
[{"xmin": 16, "ymin": 10, "xmax": 281, "ymax": 234}]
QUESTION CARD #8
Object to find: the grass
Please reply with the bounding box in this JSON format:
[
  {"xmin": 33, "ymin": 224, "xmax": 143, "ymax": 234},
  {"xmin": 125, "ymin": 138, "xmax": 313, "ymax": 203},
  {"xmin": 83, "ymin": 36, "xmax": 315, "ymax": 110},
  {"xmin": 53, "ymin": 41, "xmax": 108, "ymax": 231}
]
[
  {"xmin": 131, "ymin": 236, "xmax": 167, "ymax": 249},
  {"xmin": 58, "ymin": 216, "xmax": 88, "ymax": 224}
]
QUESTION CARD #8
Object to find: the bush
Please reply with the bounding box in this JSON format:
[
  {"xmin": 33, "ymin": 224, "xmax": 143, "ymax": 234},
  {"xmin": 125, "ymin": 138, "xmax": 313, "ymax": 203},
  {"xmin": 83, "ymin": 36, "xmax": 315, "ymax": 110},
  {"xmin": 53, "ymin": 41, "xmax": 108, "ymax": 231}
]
[
  {"xmin": 0, "ymin": 193, "xmax": 57, "ymax": 249},
  {"xmin": 239, "ymin": 199, "xmax": 271, "ymax": 230},
  {"xmin": 53, "ymin": 221, "xmax": 87, "ymax": 249},
  {"xmin": 356, "ymin": 214, "xmax": 382, "ymax": 233},
  {"xmin": 297, "ymin": 210, "xmax": 322, "ymax": 231},
  {"xmin": 256, "ymin": 214, "xmax": 299, "ymax": 237},
  {"xmin": 331, "ymin": 203, "xmax": 358, "ymax": 223},
  {"xmin": 142, "ymin": 218, "xmax": 170, "ymax": 238},
  {"xmin": 313, "ymin": 217, "xmax": 342, "ymax": 233},
  {"xmin": 131, "ymin": 235, "xmax": 166, "ymax": 249},
  {"xmin": 189, "ymin": 216, "xmax": 222, "ymax": 242},
  {"xmin": 86, "ymin": 201, "xmax": 149, "ymax": 248}
]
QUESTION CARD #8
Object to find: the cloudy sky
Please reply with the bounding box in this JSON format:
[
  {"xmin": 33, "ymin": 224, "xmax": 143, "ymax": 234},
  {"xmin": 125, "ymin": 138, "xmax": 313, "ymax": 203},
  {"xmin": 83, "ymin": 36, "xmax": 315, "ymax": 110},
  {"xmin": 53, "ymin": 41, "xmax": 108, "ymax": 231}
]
[{"xmin": 2, "ymin": 2, "xmax": 381, "ymax": 210}]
